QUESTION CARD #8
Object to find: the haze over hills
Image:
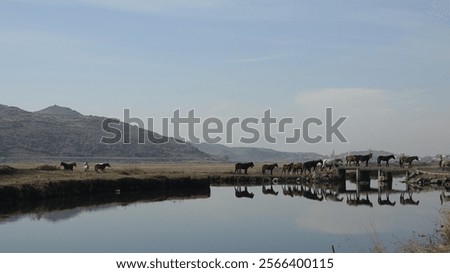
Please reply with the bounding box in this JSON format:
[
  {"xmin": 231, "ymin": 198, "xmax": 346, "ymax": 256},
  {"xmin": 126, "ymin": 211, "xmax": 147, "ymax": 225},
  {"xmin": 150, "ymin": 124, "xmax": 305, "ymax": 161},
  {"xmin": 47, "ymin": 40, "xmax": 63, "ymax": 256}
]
[
  {"xmin": 0, "ymin": 104, "xmax": 422, "ymax": 164},
  {"xmin": 0, "ymin": 104, "xmax": 211, "ymax": 162},
  {"xmin": 193, "ymin": 143, "xmax": 324, "ymax": 163}
]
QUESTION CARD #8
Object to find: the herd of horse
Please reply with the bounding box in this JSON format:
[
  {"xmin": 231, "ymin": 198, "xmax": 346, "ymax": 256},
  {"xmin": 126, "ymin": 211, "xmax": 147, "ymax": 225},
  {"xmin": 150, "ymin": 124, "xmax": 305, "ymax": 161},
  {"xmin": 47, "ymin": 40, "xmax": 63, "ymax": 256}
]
[
  {"xmin": 233, "ymin": 153, "xmax": 428, "ymax": 175},
  {"xmin": 60, "ymin": 162, "xmax": 111, "ymax": 172}
]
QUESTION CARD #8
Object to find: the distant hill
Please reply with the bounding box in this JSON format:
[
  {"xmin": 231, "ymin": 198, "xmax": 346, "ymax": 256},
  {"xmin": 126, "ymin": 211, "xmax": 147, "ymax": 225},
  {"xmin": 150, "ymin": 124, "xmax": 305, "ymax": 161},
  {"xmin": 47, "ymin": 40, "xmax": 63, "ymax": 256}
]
[
  {"xmin": 0, "ymin": 104, "xmax": 212, "ymax": 162},
  {"xmin": 193, "ymin": 143, "xmax": 323, "ymax": 163}
]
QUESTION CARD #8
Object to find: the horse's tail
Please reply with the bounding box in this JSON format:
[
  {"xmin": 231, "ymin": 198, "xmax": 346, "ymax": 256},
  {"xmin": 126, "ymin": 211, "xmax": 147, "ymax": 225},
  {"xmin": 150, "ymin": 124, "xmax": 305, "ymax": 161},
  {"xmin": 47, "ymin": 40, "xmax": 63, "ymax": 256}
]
[{"xmin": 440, "ymin": 160, "xmax": 443, "ymax": 168}]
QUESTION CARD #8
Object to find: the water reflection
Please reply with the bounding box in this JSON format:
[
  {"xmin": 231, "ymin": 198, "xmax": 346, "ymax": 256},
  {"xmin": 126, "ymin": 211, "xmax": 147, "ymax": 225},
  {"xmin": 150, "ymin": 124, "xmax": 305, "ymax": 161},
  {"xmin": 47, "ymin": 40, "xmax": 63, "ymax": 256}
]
[
  {"xmin": 0, "ymin": 186, "xmax": 210, "ymax": 223},
  {"xmin": 229, "ymin": 177, "xmax": 439, "ymax": 209}
]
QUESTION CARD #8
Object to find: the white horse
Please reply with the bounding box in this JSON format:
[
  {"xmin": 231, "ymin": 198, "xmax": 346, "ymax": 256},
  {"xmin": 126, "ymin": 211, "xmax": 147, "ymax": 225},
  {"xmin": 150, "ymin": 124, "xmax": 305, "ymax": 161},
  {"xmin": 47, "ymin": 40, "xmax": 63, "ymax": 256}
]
[
  {"xmin": 439, "ymin": 155, "xmax": 450, "ymax": 170},
  {"xmin": 322, "ymin": 158, "xmax": 343, "ymax": 170}
]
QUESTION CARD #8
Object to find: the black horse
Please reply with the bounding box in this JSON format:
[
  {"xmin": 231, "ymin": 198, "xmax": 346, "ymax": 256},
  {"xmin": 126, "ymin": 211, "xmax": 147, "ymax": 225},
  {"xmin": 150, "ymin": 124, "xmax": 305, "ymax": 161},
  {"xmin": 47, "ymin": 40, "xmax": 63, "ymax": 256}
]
[
  {"xmin": 377, "ymin": 155, "xmax": 395, "ymax": 167},
  {"xmin": 303, "ymin": 160, "xmax": 323, "ymax": 173},
  {"xmin": 359, "ymin": 153, "xmax": 373, "ymax": 167},
  {"xmin": 95, "ymin": 163, "xmax": 111, "ymax": 172},
  {"xmin": 60, "ymin": 162, "xmax": 77, "ymax": 171},
  {"xmin": 234, "ymin": 162, "xmax": 254, "ymax": 174}
]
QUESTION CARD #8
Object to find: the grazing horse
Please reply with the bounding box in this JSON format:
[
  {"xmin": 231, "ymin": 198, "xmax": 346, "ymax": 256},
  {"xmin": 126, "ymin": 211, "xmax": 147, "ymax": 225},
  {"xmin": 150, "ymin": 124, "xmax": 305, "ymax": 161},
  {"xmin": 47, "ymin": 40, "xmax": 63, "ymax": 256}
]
[
  {"xmin": 303, "ymin": 160, "xmax": 323, "ymax": 173},
  {"xmin": 60, "ymin": 162, "xmax": 77, "ymax": 171},
  {"xmin": 281, "ymin": 163, "xmax": 294, "ymax": 175},
  {"xmin": 377, "ymin": 155, "xmax": 395, "ymax": 167},
  {"xmin": 234, "ymin": 162, "xmax": 254, "ymax": 174},
  {"xmin": 322, "ymin": 159, "xmax": 343, "ymax": 170},
  {"xmin": 439, "ymin": 155, "xmax": 450, "ymax": 170},
  {"xmin": 95, "ymin": 163, "xmax": 111, "ymax": 172},
  {"xmin": 359, "ymin": 153, "xmax": 373, "ymax": 167},
  {"xmin": 399, "ymin": 156, "xmax": 419, "ymax": 168},
  {"xmin": 346, "ymin": 155, "xmax": 361, "ymax": 166},
  {"xmin": 262, "ymin": 163, "xmax": 279, "ymax": 175}
]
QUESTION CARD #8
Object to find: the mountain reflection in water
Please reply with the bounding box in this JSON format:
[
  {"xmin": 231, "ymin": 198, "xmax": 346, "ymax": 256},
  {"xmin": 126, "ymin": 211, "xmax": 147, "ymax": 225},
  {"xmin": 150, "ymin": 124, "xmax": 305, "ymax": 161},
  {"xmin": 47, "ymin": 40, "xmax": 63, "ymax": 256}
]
[{"xmin": 0, "ymin": 178, "xmax": 448, "ymax": 253}]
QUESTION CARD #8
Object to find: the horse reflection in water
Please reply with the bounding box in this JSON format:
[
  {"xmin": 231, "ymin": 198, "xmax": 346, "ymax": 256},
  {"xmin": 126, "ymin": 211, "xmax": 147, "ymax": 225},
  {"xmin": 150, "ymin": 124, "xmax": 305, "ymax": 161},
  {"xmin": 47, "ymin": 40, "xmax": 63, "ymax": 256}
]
[
  {"xmin": 234, "ymin": 186, "xmax": 254, "ymax": 199},
  {"xmin": 262, "ymin": 185, "xmax": 279, "ymax": 196},
  {"xmin": 323, "ymin": 189, "xmax": 343, "ymax": 202},
  {"xmin": 281, "ymin": 184, "xmax": 323, "ymax": 201},
  {"xmin": 400, "ymin": 192, "xmax": 420, "ymax": 206},
  {"xmin": 346, "ymin": 192, "xmax": 373, "ymax": 207},
  {"xmin": 377, "ymin": 191, "xmax": 396, "ymax": 206},
  {"xmin": 377, "ymin": 183, "xmax": 396, "ymax": 206}
]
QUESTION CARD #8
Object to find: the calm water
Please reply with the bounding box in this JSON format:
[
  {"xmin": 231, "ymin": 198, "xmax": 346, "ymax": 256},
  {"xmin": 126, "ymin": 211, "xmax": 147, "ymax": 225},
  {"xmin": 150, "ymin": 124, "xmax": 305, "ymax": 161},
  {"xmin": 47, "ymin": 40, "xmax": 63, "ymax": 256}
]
[{"xmin": 0, "ymin": 178, "xmax": 448, "ymax": 253}]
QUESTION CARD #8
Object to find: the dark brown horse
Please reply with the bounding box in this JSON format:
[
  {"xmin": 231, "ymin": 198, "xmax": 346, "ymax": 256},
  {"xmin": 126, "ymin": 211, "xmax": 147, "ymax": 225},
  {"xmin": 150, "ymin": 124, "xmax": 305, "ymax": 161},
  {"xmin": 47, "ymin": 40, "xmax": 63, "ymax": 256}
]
[
  {"xmin": 95, "ymin": 163, "xmax": 111, "ymax": 172},
  {"xmin": 399, "ymin": 156, "xmax": 419, "ymax": 168},
  {"xmin": 262, "ymin": 163, "xmax": 279, "ymax": 175},
  {"xmin": 60, "ymin": 162, "xmax": 77, "ymax": 171},
  {"xmin": 377, "ymin": 155, "xmax": 395, "ymax": 167},
  {"xmin": 234, "ymin": 162, "xmax": 254, "ymax": 174},
  {"xmin": 281, "ymin": 163, "xmax": 294, "ymax": 175},
  {"xmin": 291, "ymin": 163, "xmax": 303, "ymax": 175}
]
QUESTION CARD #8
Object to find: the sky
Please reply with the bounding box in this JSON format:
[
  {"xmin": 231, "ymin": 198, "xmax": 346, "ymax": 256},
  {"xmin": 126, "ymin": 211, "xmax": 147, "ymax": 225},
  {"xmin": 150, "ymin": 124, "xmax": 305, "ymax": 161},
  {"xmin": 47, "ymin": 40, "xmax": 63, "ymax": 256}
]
[{"xmin": 1, "ymin": 0, "xmax": 450, "ymax": 156}]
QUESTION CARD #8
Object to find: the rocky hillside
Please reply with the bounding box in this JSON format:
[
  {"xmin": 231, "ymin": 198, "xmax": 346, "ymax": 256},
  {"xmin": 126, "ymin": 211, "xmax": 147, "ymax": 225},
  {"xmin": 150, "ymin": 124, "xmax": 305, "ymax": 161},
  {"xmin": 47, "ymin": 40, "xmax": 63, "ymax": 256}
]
[{"xmin": 0, "ymin": 104, "xmax": 212, "ymax": 162}]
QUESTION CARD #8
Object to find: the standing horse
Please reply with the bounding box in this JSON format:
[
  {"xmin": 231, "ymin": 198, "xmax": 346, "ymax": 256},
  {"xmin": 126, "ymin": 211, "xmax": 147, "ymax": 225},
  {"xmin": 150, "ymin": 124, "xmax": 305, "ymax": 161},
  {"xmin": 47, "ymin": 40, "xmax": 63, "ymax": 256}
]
[
  {"xmin": 439, "ymin": 155, "xmax": 450, "ymax": 170},
  {"xmin": 291, "ymin": 163, "xmax": 303, "ymax": 175},
  {"xmin": 234, "ymin": 162, "xmax": 254, "ymax": 174},
  {"xmin": 60, "ymin": 162, "xmax": 77, "ymax": 171},
  {"xmin": 322, "ymin": 159, "xmax": 343, "ymax": 170},
  {"xmin": 359, "ymin": 153, "xmax": 373, "ymax": 167},
  {"xmin": 303, "ymin": 160, "xmax": 323, "ymax": 173},
  {"xmin": 346, "ymin": 155, "xmax": 361, "ymax": 166},
  {"xmin": 377, "ymin": 155, "xmax": 395, "ymax": 167},
  {"xmin": 281, "ymin": 163, "xmax": 294, "ymax": 175},
  {"xmin": 262, "ymin": 163, "xmax": 279, "ymax": 175},
  {"xmin": 399, "ymin": 156, "xmax": 419, "ymax": 168},
  {"xmin": 95, "ymin": 163, "xmax": 111, "ymax": 172}
]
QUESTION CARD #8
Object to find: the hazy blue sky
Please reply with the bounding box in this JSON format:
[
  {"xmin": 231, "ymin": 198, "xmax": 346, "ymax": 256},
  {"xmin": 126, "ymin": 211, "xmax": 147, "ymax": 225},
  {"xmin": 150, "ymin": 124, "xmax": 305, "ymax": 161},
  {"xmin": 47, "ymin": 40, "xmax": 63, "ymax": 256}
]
[{"xmin": 1, "ymin": 0, "xmax": 449, "ymax": 156}]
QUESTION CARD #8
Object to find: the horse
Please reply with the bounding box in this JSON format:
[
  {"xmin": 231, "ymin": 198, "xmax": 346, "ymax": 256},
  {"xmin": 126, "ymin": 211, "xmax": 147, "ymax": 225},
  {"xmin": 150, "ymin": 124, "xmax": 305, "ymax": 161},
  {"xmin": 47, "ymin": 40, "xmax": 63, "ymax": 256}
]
[
  {"xmin": 359, "ymin": 153, "xmax": 373, "ymax": 167},
  {"xmin": 399, "ymin": 156, "xmax": 419, "ymax": 168},
  {"xmin": 262, "ymin": 163, "xmax": 279, "ymax": 175},
  {"xmin": 84, "ymin": 162, "xmax": 90, "ymax": 172},
  {"xmin": 60, "ymin": 162, "xmax": 77, "ymax": 171},
  {"xmin": 281, "ymin": 163, "xmax": 294, "ymax": 175},
  {"xmin": 303, "ymin": 160, "xmax": 323, "ymax": 173},
  {"xmin": 95, "ymin": 163, "xmax": 111, "ymax": 172},
  {"xmin": 234, "ymin": 186, "xmax": 254, "ymax": 199},
  {"xmin": 439, "ymin": 155, "xmax": 450, "ymax": 170},
  {"xmin": 377, "ymin": 192, "xmax": 396, "ymax": 206},
  {"xmin": 346, "ymin": 192, "xmax": 373, "ymax": 207},
  {"xmin": 234, "ymin": 162, "xmax": 254, "ymax": 174},
  {"xmin": 322, "ymin": 159, "xmax": 343, "ymax": 170},
  {"xmin": 400, "ymin": 192, "xmax": 420, "ymax": 205},
  {"xmin": 262, "ymin": 185, "xmax": 279, "ymax": 196},
  {"xmin": 377, "ymin": 155, "xmax": 395, "ymax": 167},
  {"xmin": 291, "ymin": 163, "xmax": 303, "ymax": 175},
  {"xmin": 346, "ymin": 155, "xmax": 361, "ymax": 166}
]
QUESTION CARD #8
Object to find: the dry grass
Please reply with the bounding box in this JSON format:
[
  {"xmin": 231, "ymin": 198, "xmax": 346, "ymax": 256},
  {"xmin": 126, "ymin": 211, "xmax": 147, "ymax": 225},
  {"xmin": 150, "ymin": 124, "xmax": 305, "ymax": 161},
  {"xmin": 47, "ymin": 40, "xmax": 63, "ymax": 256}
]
[
  {"xmin": 402, "ymin": 209, "xmax": 450, "ymax": 253},
  {"xmin": 0, "ymin": 162, "xmax": 239, "ymax": 186}
]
